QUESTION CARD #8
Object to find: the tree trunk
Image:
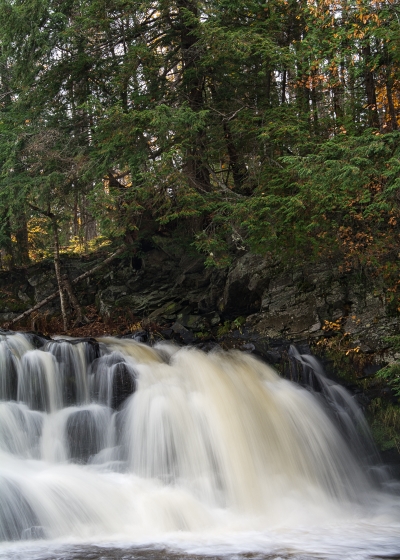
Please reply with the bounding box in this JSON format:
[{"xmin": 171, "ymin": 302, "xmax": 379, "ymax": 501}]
[
  {"xmin": 14, "ymin": 212, "xmax": 30, "ymax": 266},
  {"xmin": 281, "ymin": 70, "xmax": 287, "ymax": 105},
  {"xmin": 73, "ymin": 194, "xmax": 79, "ymax": 238},
  {"xmin": 52, "ymin": 218, "xmax": 68, "ymax": 331},
  {"xmin": 386, "ymin": 75, "xmax": 398, "ymax": 131},
  {"xmin": 223, "ymin": 122, "xmax": 248, "ymax": 194},
  {"xmin": 310, "ymin": 69, "xmax": 319, "ymax": 135},
  {"xmin": 0, "ymin": 213, "xmax": 14, "ymax": 270},
  {"xmin": 362, "ymin": 44, "xmax": 380, "ymax": 128},
  {"xmin": 177, "ymin": 0, "xmax": 211, "ymax": 193},
  {"xmin": 63, "ymin": 274, "xmax": 88, "ymax": 326},
  {"xmin": 383, "ymin": 46, "xmax": 398, "ymax": 131}
]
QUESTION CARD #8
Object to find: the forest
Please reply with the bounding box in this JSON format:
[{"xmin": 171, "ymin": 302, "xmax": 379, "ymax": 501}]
[{"xmin": 0, "ymin": 0, "xmax": 399, "ymax": 290}]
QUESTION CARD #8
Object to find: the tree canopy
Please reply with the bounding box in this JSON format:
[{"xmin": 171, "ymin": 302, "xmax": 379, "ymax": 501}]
[{"xmin": 0, "ymin": 0, "xmax": 399, "ymax": 283}]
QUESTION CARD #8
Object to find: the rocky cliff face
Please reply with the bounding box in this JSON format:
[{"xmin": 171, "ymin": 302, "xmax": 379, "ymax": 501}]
[
  {"xmin": 0, "ymin": 249, "xmax": 399, "ymax": 357},
  {"xmin": 226, "ymin": 254, "xmax": 397, "ymax": 355}
]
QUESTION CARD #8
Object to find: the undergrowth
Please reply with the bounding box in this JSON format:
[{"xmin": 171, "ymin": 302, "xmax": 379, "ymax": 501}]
[{"xmin": 368, "ymin": 400, "xmax": 400, "ymax": 453}]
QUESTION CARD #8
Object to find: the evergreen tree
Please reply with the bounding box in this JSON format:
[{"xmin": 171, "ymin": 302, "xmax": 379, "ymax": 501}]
[{"xmin": 0, "ymin": 0, "xmax": 398, "ymax": 284}]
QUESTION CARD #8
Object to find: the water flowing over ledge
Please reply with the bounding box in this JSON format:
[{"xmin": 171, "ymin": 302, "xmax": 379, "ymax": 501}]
[{"xmin": 0, "ymin": 332, "xmax": 399, "ymax": 560}]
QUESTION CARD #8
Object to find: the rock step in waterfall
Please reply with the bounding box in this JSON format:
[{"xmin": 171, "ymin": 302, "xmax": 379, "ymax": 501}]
[{"xmin": 0, "ymin": 331, "xmax": 399, "ymax": 550}]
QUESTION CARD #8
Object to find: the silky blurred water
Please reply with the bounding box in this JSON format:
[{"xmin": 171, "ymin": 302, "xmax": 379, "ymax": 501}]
[{"xmin": 0, "ymin": 333, "xmax": 399, "ymax": 560}]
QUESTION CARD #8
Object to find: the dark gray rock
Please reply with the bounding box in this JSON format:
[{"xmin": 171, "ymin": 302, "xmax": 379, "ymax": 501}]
[
  {"xmin": 222, "ymin": 253, "xmax": 270, "ymax": 314},
  {"xmin": 66, "ymin": 410, "xmax": 103, "ymax": 463},
  {"xmin": 110, "ymin": 362, "xmax": 136, "ymax": 409},
  {"xmin": 171, "ymin": 322, "xmax": 196, "ymax": 344}
]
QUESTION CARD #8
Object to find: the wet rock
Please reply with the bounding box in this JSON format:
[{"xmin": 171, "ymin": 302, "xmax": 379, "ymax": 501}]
[
  {"xmin": 121, "ymin": 330, "xmax": 148, "ymax": 343},
  {"xmin": 23, "ymin": 332, "xmax": 50, "ymax": 348},
  {"xmin": 0, "ymin": 346, "xmax": 18, "ymax": 400},
  {"xmin": 98, "ymin": 286, "xmax": 129, "ymax": 317},
  {"xmin": 2, "ymin": 248, "xmax": 400, "ymax": 359},
  {"xmin": 158, "ymin": 328, "xmax": 174, "ymax": 339},
  {"xmin": 83, "ymin": 339, "xmax": 101, "ymax": 363},
  {"xmin": 245, "ymin": 308, "xmax": 319, "ymax": 341},
  {"xmin": 27, "ymin": 272, "xmax": 46, "ymax": 287},
  {"xmin": 91, "ymin": 353, "xmax": 136, "ymax": 409},
  {"xmin": 195, "ymin": 341, "xmax": 221, "ymax": 352},
  {"xmin": 171, "ymin": 322, "xmax": 196, "ymax": 344},
  {"xmin": 263, "ymin": 350, "xmax": 282, "ymax": 364},
  {"xmin": 114, "ymin": 409, "xmax": 128, "ymax": 447},
  {"xmin": 175, "ymin": 305, "xmax": 193, "ymax": 324},
  {"xmin": 204, "ymin": 311, "xmax": 220, "ymax": 326},
  {"xmin": 183, "ymin": 314, "xmax": 209, "ymax": 331},
  {"xmin": 66, "ymin": 410, "xmax": 103, "ymax": 463},
  {"xmin": 362, "ymin": 364, "xmax": 383, "ymax": 377},
  {"xmin": 35, "ymin": 282, "xmax": 58, "ymax": 305},
  {"xmin": 49, "ymin": 337, "xmax": 100, "ymax": 369},
  {"xmin": 44, "ymin": 341, "xmax": 87, "ymax": 406},
  {"xmin": 111, "ymin": 362, "xmax": 136, "ymax": 409},
  {"xmin": 241, "ymin": 342, "xmax": 256, "ymax": 352}
]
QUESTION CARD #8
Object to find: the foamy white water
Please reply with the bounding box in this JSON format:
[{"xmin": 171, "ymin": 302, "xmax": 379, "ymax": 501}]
[{"xmin": 0, "ymin": 333, "xmax": 399, "ymax": 559}]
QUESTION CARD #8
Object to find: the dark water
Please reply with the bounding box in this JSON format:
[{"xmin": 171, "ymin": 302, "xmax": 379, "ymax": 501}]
[{"xmin": 1, "ymin": 544, "xmax": 400, "ymax": 560}]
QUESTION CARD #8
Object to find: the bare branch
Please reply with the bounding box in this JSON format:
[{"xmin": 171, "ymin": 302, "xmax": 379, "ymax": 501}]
[{"xmin": 6, "ymin": 246, "xmax": 126, "ymax": 327}]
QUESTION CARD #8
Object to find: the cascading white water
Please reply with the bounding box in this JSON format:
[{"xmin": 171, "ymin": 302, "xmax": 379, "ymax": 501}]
[
  {"xmin": 18, "ymin": 351, "xmax": 61, "ymax": 413},
  {"xmin": 0, "ymin": 331, "xmax": 399, "ymax": 559}
]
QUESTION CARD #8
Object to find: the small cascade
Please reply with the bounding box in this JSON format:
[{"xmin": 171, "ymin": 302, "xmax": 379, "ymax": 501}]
[
  {"xmin": 0, "ymin": 475, "xmax": 43, "ymax": 542},
  {"xmin": 0, "ymin": 332, "xmax": 36, "ymax": 401},
  {"xmin": 90, "ymin": 352, "xmax": 136, "ymax": 409},
  {"xmin": 0, "ymin": 341, "xmax": 18, "ymax": 401},
  {"xmin": 40, "ymin": 404, "xmax": 114, "ymax": 464},
  {"xmin": 45, "ymin": 340, "xmax": 92, "ymax": 405},
  {"xmin": 0, "ymin": 331, "xmax": 398, "ymax": 556},
  {"xmin": 0, "ymin": 402, "xmax": 43, "ymax": 458},
  {"xmin": 0, "ymin": 332, "xmax": 35, "ymax": 359},
  {"xmin": 18, "ymin": 351, "xmax": 61, "ymax": 413},
  {"xmin": 284, "ymin": 346, "xmax": 382, "ymax": 469}
]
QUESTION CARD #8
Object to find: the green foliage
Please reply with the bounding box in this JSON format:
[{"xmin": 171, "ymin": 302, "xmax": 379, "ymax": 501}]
[
  {"xmin": 376, "ymin": 363, "xmax": 400, "ymax": 398},
  {"xmin": 217, "ymin": 321, "xmax": 231, "ymax": 337},
  {"xmin": 383, "ymin": 336, "xmax": 400, "ymax": 353},
  {"xmin": 0, "ymin": 0, "xmax": 398, "ymax": 272},
  {"xmin": 369, "ymin": 400, "xmax": 400, "ymax": 452},
  {"xmin": 232, "ymin": 316, "xmax": 246, "ymax": 328}
]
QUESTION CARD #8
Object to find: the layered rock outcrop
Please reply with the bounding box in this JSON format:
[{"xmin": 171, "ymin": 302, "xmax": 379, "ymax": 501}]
[{"xmin": 0, "ymin": 250, "xmax": 398, "ymax": 357}]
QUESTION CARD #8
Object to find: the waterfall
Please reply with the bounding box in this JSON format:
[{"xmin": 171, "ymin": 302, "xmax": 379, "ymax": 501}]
[{"xmin": 0, "ymin": 332, "xmax": 399, "ymax": 559}]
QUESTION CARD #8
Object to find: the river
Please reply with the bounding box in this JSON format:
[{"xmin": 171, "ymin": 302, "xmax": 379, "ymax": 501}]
[{"xmin": 0, "ymin": 333, "xmax": 399, "ymax": 559}]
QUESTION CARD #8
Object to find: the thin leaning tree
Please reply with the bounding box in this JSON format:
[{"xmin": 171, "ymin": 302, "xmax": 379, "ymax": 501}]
[{"xmin": 27, "ymin": 201, "xmax": 86, "ymax": 331}]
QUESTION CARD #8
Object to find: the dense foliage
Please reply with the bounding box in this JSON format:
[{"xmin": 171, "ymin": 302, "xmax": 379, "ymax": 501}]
[{"xmin": 0, "ymin": 0, "xmax": 399, "ymax": 282}]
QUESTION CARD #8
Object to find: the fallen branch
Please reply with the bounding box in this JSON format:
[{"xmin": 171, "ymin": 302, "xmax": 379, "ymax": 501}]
[{"xmin": 7, "ymin": 246, "xmax": 126, "ymax": 328}]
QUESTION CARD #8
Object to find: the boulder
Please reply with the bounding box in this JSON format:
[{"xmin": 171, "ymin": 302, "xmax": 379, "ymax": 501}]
[
  {"xmin": 110, "ymin": 362, "xmax": 136, "ymax": 409},
  {"xmin": 66, "ymin": 410, "xmax": 102, "ymax": 463}
]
